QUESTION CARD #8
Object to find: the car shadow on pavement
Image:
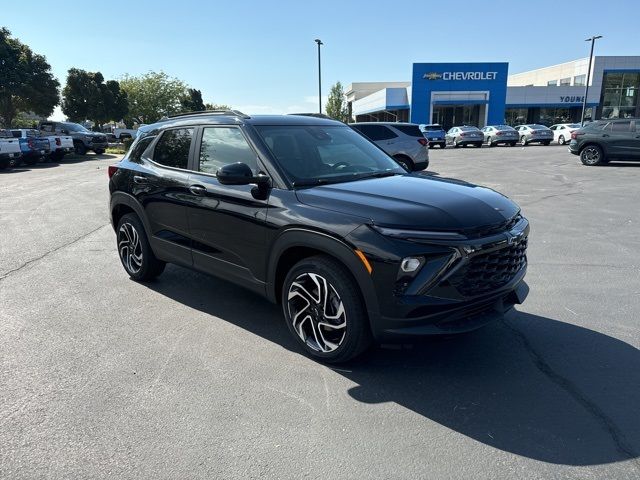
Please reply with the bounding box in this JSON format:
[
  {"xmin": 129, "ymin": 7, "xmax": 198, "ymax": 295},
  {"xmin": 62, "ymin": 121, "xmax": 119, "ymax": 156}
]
[{"xmin": 147, "ymin": 265, "xmax": 640, "ymax": 467}]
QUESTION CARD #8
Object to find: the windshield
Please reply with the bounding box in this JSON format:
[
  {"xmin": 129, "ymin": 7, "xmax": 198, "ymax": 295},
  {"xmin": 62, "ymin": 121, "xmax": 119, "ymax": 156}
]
[
  {"xmin": 421, "ymin": 125, "xmax": 444, "ymax": 131},
  {"xmin": 255, "ymin": 125, "xmax": 405, "ymax": 186},
  {"xmin": 567, "ymin": 123, "xmax": 581, "ymax": 128},
  {"xmin": 63, "ymin": 123, "xmax": 90, "ymax": 133}
]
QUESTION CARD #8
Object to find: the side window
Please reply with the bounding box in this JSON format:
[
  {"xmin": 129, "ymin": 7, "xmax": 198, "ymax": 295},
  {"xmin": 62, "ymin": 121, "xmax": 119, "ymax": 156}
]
[
  {"xmin": 199, "ymin": 127, "xmax": 258, "ymax": 175},
  {"xmin": 152, "ymin": 128, "xmax": 193, "ymax": 169},
  {"xmin": 41, "ymin": 123, "xmax": 54, "ymax": 133},
  {"xmin": 356, "ymin": 125, "xmax": 398, "ymax": 141},
  {"xmin": 129, "ymin": 136, "xmax": 156, "ymax": 163},
  {"xmin": 611, "ymin": 121, "xmax": 632, "ymax": 133}
]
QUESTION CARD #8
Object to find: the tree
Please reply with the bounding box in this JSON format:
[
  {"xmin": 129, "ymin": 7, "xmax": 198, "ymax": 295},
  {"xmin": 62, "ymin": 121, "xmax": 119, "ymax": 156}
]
[
  {"xmin": 119, "ymin": 71, "xmax": 187, "ymax": 124},
  {"xmin": 0, "ymin": 28, "xmax": 59, "ymax": 127},
  {"xmin": 62, "ymin": 69, "xmax": 129, "ymax": 127},
  {"xmin": 180, "ymin": 88, "xmax": 206, "ymax": 112},
  {"xmin": 204, "ymin": 102, "xmax": 231, "ymax": 111},
  {"xmin": 325, "ymin": 81, "xmax": 349, "ymax": 123}
]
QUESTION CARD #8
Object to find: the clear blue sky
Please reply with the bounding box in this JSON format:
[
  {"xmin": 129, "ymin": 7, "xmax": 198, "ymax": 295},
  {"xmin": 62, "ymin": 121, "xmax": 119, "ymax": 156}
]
[{"xmin": 2, "ymin": 0, "xmax": 638, "ymax": 119}]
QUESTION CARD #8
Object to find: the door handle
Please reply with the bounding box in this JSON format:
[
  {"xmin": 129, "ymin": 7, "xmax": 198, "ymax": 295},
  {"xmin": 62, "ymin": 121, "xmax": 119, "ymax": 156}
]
[
  {"xmin": 133, "ymin": 175, "xmax": 148, "ymax": 184},
  {"xmin": 189, "ymin": 184, "xmax": 207, "ymax": 195}
]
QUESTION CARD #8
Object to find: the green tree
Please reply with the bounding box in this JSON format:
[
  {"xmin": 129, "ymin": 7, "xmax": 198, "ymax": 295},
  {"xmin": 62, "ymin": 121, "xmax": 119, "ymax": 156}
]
[
  {"xmin": 204, "ymin": 102, "xmax": 231, "ymax": 111},
  {"xmin": 0, "ymin": 28, "xmax": 59, "ymax": 127},
  {"xmin": 119, "ymin": 71, "xmax": 187, "ymax": 124},
  {"xmin": 62, "ymin": 69, "xmax": 129, "ymax": 128},
  {"xmin": 325, "ymin": 81, "xmax": 349, "ymax": 123},
  {"xmin": 180, "ymin": 88, "xmax": 206, "ymax": 112}
]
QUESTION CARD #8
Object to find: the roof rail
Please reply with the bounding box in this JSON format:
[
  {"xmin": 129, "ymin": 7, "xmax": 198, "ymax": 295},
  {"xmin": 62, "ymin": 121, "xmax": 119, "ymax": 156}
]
[
  {"xmin": 168, "ymin": 109, "xmax": 250, "ymax": 119},
  {"xmin": 288, "ymin": 113, "xmax": 333, "ymax": 120}
]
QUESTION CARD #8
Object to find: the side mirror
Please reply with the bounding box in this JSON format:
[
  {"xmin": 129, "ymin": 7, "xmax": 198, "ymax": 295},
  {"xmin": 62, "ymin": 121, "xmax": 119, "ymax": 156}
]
[{"xmin": 217, "ymin": 162, "xmax": 269, "ymax": 186}]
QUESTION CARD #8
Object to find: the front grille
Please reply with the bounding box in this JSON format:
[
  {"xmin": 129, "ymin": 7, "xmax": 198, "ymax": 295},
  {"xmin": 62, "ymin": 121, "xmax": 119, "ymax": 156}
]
[
  {"xmin": 464, "ymin": 214, "xmax": 522, "ymax": 239},
  {"xmin": 448, "ymin": 236, "xmax": 527, "ymax": 297},
  {"xmin": 92, "ymin": 136, "xmax": 107, "ymax": 143}
]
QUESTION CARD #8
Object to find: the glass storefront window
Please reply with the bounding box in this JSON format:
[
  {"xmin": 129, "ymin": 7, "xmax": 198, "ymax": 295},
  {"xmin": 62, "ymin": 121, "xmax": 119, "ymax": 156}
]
[
  {"xmin": 600, "ymin": 71, "xmax": 640, "ymax": 118},
  {"xmin": 574, "ymin": 75, "xmax": 586, "ymax": 86},
  {"xmin": 505, "ymin": 108, "xmax": 528, "ymax": 126}
]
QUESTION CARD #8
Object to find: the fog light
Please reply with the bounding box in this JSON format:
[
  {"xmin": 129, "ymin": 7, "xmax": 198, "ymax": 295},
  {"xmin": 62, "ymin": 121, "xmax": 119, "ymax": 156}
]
[{"xmin": 400, "ymin": 257, "xmax": 422, "ymax": 273}]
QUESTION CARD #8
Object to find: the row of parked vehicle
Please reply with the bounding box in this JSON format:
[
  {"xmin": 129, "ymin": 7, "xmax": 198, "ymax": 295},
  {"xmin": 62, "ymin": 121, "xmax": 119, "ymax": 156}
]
[
  {"xmin": 418, "ymin": 123, "xmax": 582, "ymax": 148},
  {"xmin": 0, "ymin": 121, "xmax": 109, "ymax": 170}
]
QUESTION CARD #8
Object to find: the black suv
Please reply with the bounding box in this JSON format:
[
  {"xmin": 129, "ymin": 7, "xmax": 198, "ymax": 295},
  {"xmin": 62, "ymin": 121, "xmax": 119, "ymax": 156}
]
[
  {"xmin": 569, "ymin": 118, "xmax": 640, "ymax": 165},
  {"xmin": 109, "ymin": 111, "xmax": 529, "ymax": 362}
]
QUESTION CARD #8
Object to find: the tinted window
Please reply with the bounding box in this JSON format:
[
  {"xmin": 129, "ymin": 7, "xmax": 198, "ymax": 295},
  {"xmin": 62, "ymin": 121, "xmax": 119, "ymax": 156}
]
[
  {"xmin": 199, "ymin": 127, "xmax": 257, "ymax": 174},
  {"xmin": 459, "ymin": 126, "xmax": 479, "ymax": 132},
  {"xmin": 422, "ymin": 125, "xmax": 443, "ymax": 131},
  {"xmin": 392, "ymin": 124, "xmax": 424, "ymax": 137},
  {"xmin": 610, "ymin": 121, "xmax": 632, "ymax": 132},
  {"xmin": 153, "ymin": 128, "xmax": 193, "ymax": 169},
  {"xmin": 10, "ymin": 130, "xmax": 21, "ymax": 138},
  {"xmin": 530, "ymin": 124, "xmax": 548, "ymax": 129},
  {"xmin": 128, "ymin": 135, "xmax": 156, "ymax": 163},
  {"xmin": 353, "ymin": 124, "xmax": 398, "ymax": 141}
]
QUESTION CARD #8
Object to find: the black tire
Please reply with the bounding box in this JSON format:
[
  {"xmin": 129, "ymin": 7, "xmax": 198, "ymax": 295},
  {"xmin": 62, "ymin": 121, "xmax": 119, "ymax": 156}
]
[
  {"xmin": 509, "ymin": 142, "xmax": 517, "ymax": 147},
  {"xmin": 94, "ymin": 149, "xmax": 105, "ymax": 155},
  {"xmin": 520, "ymin": 135, "xmax": 528, "ymax": 146},
  {"xmin": 558, "ymin": 135, "xmax": 566, "ymax": 145},
  {"xmin": 74, "ymin": 141, "xmax": 87, "ymax": 155},
  {"xmin": 393, "ymin": 155, "xmax": 413, "ymax": 171},
  {"xmin": 452, "ymin": 139, "xmax": 459, "ymax": 148},
  {"xmin": 116, "ymin": 213, "xmax": 166, "ymax": 281},
  {"xmin": 487, "ymin": 136, "xmax": 494, "ymax": 147},
  {"xmin": 580, "ymin": 144, "xmax": 605, "ymax": 166},
  {"xmin": 439, "ymin": 143, "xmax": 446, "ymax": 149},
  {"xmin": 543, "ymin": 141, "xmax": 551, "ymax": 146},
  {"xmin": 8, "ymin": 157, "xmax": 21, "ymax": 168},
  {"xmin": 0, "ymin": 159, "xmax": 9, "ymax": 170},
  {"xmin": 282, "ymin": 255, "xmax": 372, "ymax": 363}
]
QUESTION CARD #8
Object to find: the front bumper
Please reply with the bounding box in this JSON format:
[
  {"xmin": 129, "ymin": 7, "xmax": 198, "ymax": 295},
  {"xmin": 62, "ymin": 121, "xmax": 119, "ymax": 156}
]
[{"xmin": 90, "ymin": 142, "xmax": 108, "ymax": 150}]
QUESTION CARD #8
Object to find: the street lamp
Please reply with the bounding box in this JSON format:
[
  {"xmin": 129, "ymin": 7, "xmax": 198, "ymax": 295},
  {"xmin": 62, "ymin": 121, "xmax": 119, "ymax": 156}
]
[
  {"xmin": 315, "ymin": 39, "xmax": 323, "ymax": 114},
  {"xmin": 581, "ymin": 35, "xmax": 603, "ymax": 126}
]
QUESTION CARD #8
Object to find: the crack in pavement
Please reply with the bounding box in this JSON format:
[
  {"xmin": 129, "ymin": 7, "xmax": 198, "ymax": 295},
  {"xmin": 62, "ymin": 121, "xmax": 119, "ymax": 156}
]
[
  {"xmin": 0, "ymin": 223, "xmax": 110, "ymax": 281},
  {"xmin": 503, "ymin": 318, "xmax": 640, "ymax": 468}
]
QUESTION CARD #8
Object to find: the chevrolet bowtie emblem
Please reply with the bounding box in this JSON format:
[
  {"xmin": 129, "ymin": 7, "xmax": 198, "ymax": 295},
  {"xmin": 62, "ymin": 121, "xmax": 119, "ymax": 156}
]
[{"xmin": 423, "ymin": 72, "xmax": 443, "ymax": 80}]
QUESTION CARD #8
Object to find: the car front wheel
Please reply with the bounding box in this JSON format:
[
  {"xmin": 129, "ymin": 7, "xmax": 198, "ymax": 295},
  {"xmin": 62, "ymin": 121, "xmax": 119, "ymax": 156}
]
[
  {"xmin": 558, "ymin": 135, "xmax": 566, "ymax": 145},
  {"xmin": 580, "ymin": 144, "xmax": 605, "ymax": 166},
  {"xmin": 282, "ymin": 255, "xmax": 372, "ymax": 363},
  {"xmin": 520, "ymin": 136, "xmax": 528, "ymax": 146}
]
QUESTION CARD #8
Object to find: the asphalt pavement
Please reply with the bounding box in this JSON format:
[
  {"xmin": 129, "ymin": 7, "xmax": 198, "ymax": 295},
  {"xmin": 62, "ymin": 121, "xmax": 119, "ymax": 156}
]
[{"xmin": 1, "ymin": 146, "xmax": 639, "ymax": 479}]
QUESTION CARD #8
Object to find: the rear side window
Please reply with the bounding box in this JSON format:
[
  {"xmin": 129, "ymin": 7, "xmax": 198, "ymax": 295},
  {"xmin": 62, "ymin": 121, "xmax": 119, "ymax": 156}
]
[
  {"xmin": 353, "ymin": 124, "xmax": 398, "ymax": 141},
  {"xmin": 128, "ymin": 136, "xmax": 156, "ymax": 163},
  {"xmin": 153, "ymin": 128, "xmax": 193, "ymax": 169},
  {"xmin": 610, "ymin": 121, "xmax": 632, "ymax": 132},
  {"xmin": 198, "ymin": 127, "xmax": 258, "ymax": 174},
  {"xmin": 391, "ymin": 124, "xmax": 424, "ymax": 137}
]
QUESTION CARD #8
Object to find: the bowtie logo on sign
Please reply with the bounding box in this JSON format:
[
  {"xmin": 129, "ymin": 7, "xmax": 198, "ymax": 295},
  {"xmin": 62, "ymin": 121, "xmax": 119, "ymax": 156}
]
[{"xmin": 423, "ymin": 71, "xmax": 498, "ymax": 81}]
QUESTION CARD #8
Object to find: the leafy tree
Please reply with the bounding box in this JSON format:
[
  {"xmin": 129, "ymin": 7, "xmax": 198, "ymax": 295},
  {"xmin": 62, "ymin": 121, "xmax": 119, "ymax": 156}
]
[
  {"xmin": 119, "ymin": 71, "xmax": 187, "ymax": 124},
  {"xmin": 0, "ymin": 28, "xmax": 59, "ymax": 127},
  {"xmin": 204, "ymin": 102, "xmax": 231, "ymax": 111},
  {"xmin": 325, "ymin": 81, "xmax": 349, "ymax": 123},
  {"xmin": 62, "ymin": 69, "xmax": 128, "ymax": 128},
  {"xmin": 180, "ymin": 88, "xmax": 206, "ymax": 112}
]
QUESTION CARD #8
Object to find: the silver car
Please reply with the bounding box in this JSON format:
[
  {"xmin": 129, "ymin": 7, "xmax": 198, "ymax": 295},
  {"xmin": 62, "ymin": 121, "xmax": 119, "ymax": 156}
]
[
  {"xmin": 350, "ymin": 122, "xmax": 429, "ymax": 171},
  {"xmin": 445, "ymin": 126, "xmax": 484, "ymax": 148},
  {"xmin": 514, "ymin": 124, "xmax": 554, "ymax": 146},
  {"xmin": 480, "ymin": 125, "xmax": 519, "ymax": 147}
]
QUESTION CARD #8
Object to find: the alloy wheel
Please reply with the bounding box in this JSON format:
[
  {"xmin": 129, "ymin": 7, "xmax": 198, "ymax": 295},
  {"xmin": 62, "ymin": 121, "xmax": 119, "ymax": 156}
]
[
  {"xmin": 559, "ymin": 135, "xmax": 565, "ymax": 145},
  {"xmin": 287, "ymin": 272, "xmax": 347, "ymax": 353},
  {"xmin": 581, "ymin": 146, "xmax": 601, "ymax": 165},
  {"xmin": 118, "ymin": 222, "xmax": 143, "ymax": 274}
]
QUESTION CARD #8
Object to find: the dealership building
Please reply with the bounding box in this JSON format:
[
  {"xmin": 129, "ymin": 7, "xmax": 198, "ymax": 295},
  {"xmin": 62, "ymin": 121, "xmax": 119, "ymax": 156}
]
[{"xmin": 346, "ymin": 56, "xmax": 640, "ymax": 129}]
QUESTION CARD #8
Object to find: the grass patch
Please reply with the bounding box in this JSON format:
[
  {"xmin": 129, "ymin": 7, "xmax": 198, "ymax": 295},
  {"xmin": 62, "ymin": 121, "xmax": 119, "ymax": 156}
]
[{"xmin": 106, "ymin": 147, "xmax": 127, "ymax": 154}]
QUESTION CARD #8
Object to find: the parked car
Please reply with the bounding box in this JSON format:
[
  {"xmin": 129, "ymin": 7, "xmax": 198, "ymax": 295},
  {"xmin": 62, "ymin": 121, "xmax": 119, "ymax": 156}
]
[
  {"xmin": 0, "ymin": 129, "xmax": 21, "ymax": 170},
  {"xmin": 109, "ymin": 111, "xmax": 529, "ymax": 363},
  {"xmin": 549, "ymin": 123, "xmax": 581, "ymax": 145},
  {"xmin": 445, "ymin": 126, "xmax": 484, "ymax": 148},
  {"xmin": 514, "ymin": 124, "xmax": 553, "ymax": 146},
  {"xmin": 569, "ymin": 118, "xmax": 640, "ymax": 166},
  {"xmin": 419, "ymin": 124, "xmax": 446, "ymax": 148},
  {"xmin": 38, "ymin": 124, "xmax": 74, "ymax": 161},
  {"xmin": 38, "ymin": 121, "xmax": 108, "ymax": 155},
  {"xmin": 10, "ymin": 129, "xmax": 50, "ymax": 166},
  {"xmin": 102, "ymin": 126, "xmax": 138, "ymax": 142},
  {"xmin": 481, "ymin": 125, "xmax": 518, "ymax": 147},
  {"xmin": 350, "ymin": 122, "xmax": 429, "ymax": 171}
]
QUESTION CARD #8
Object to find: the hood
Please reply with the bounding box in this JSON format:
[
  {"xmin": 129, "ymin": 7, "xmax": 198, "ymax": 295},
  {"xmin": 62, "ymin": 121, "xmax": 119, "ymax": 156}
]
[{"xmin": 295, "ymin": 174, "xmax": 519, "ymax": 232}]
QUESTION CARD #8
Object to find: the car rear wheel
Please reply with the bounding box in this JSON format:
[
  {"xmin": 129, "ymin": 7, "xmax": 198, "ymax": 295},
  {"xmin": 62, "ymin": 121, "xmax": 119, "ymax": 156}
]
[
  {"xmin": 520, "ymin": 136, "xmax": 528, "ymax": 146},
  {"xmin": 0, "ymin": 159, "xmax": 9, "ymax": 170},
  {"xmin": 117, "ymin": 213, "xmax": 166, "ymax": 281},
  {"xmin": 393, "ymin": 155, "xmax": 413, "ymax": 171},
  {"xmin": 580, "ymin": 144, "xmax": 605, "ymax": 166},
  {"xmin": 74, "ymin": 141, "xmax": 87, "ymax": 155},
  {"xmin": 558, "ymin": 135, "xmax": 566, "ymax": 145},
  {"xmin": 452, "ymin": 139, "xmax": 459, "ymax": 148},
  {"xmin": 282, "ymin": 255, "xmax": 372, "ymax": 363},
  {"xmin": 487, "ymin": 137, "xmax": 494, "ymax": 147}
]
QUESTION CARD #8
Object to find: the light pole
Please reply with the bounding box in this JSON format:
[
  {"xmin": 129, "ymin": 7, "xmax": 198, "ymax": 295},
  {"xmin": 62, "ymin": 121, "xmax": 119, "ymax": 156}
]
[
  {"xmin": 315, "ymin": 39, "xmax": 323, "ymax": 114},
  {"xmin": 581, "ymin": 35, "xmax": 602, "ymax": 126}
]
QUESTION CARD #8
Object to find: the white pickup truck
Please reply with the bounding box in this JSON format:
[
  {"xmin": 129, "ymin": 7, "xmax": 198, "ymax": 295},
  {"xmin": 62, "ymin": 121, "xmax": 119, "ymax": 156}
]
[
  {"xmin": 0, "ymin": 129, "xmax": 21, "ymax": 169},
  {"xmin": 37, "ymin": 124, "xmax": 75, "ymax": 161}
]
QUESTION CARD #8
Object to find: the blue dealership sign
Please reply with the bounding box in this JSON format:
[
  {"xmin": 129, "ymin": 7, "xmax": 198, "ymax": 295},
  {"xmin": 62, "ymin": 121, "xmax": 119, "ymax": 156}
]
[{"xmin": 410, "ymin": 63, "xmax": 509, "ymax": 126}]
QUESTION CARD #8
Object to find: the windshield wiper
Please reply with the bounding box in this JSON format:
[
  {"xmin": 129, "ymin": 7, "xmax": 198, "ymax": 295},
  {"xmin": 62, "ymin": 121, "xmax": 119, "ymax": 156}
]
[
  {"xmin": 292, "ymin": 178, "xmax": 334, "ymax": 188},
  {"xmin": 353, "ymin": 171, "xmax": 401, "ymax": 181}
]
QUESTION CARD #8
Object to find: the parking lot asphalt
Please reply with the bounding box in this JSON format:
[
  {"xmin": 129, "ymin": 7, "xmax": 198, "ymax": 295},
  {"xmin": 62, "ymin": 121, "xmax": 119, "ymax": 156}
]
[{"xmin": 1, "ymin": 147, "xmax": 639, "ymax": 479}]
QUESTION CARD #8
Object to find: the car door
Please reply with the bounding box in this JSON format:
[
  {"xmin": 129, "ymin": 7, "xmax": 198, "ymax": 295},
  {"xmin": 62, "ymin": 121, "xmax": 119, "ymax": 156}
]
[
  {"xmin": 134, "ymin": 127, "xmax": 195, "ymax": 267},
  {"xmin": 184, "ymin": 125, "xmax": 269, "ymax": 294},
  {"xmin": 606, "ymin": 120, "xmax": 637, "ymax": 158}
]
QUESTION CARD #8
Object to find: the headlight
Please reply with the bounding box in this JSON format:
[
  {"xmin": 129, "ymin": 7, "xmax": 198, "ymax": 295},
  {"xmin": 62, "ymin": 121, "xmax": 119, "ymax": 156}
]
[
  {"xmin": 372, "ymin": 225, "xmax": 465, "ymax": 241},
  {"xmin": 401, "ymin": 257, "xmax": 423, "ymax": 273}
]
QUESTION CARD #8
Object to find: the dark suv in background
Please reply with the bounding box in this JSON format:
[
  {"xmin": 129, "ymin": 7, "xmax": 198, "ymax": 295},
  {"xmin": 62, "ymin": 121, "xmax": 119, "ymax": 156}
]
[
  {"xmin": 109, "ymin": 111, "xmax": 529, "ymax": 363},
  {"xmin": 569, "ymin": 118, "xmax": 640, "ymax": 165}
]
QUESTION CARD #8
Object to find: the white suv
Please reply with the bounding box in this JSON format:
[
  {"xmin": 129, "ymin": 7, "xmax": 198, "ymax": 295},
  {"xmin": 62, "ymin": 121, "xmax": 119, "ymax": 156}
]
[{"xmin": 350, "ymin": 122, "xmax": 429, "ymax": 171}]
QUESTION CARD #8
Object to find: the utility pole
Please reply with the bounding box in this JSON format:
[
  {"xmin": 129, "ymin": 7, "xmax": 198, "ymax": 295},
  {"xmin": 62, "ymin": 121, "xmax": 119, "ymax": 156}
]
[{"xmin": 581, "ymin": 35, "xmax": 603, "ymax": 126}]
